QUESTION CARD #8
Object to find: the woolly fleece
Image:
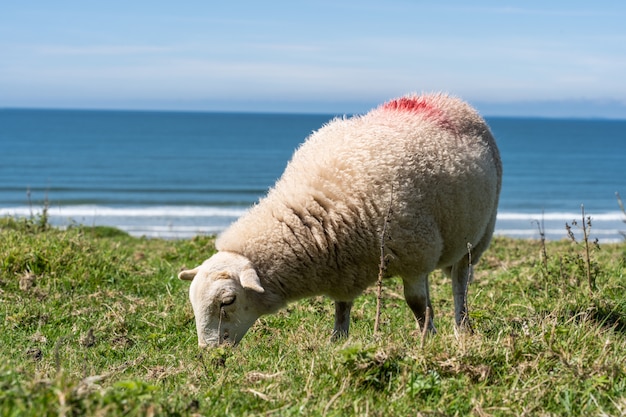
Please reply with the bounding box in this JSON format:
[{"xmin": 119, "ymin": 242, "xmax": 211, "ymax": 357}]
[{"xmin": 216, "ymin": 93, "xmax": 502, "ymax": 305}]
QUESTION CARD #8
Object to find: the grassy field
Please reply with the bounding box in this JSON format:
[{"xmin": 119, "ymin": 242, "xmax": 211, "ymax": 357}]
[{"xmin": 1, "ymin": 215, "xmax": 625, "ymax": 416}]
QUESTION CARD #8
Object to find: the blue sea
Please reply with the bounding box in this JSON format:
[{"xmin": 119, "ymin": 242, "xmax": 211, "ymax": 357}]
[{"xmin": 1, "ymin": 109, "xmax": 625, "ymax": 242}]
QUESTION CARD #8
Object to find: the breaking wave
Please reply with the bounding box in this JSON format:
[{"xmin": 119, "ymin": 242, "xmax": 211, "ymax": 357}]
[{"xmin": 1, "ymin": 205, "xmax": 624, "ymax": 242}]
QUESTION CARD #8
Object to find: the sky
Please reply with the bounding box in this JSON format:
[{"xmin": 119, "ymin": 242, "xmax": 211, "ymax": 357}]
[{"xmin": 1, "ymin": 1, "xmax": 626, "ymax": 118}]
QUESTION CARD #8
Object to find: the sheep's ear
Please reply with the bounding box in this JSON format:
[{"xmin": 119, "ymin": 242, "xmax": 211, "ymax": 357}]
[
  {"xmin": 240, "ymin": 268, "xmax": 264, "ymax": 293},
  {"xmin": 178, "ymin": 267, "xmax": 200, "ymax": 281}
]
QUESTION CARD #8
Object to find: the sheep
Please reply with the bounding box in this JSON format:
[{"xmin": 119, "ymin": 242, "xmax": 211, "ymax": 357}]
[{"xmin": 178, "ymin": 93, "xmax": 502, "ymax": 348}]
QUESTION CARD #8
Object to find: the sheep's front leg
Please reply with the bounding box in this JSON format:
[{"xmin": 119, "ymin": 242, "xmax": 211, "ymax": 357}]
[
  {"xmin": 332, "ymin": 301, "xmax": 353, "ymax": 340},
  {"xmin": 403, "ymin": 274, "xmax": 436, "ymax": 333}
]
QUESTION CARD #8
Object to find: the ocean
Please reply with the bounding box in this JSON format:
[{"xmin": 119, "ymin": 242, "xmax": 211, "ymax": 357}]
[{"xmin": 1, "ymin": 109, "xmax": 625, "ymax": 242}]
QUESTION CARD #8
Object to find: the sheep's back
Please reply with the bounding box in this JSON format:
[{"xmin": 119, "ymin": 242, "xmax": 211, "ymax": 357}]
[{"xmin": 278, "ymin": 94, "xmax": 500, "ymax": 263}]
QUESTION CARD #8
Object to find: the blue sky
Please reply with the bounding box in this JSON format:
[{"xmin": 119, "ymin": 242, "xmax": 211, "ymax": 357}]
[{"xmin": 1, "ymin": 1, "xmax": 625, "ymax": 117}]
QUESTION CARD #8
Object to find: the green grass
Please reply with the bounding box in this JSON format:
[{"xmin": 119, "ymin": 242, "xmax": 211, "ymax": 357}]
[{"xmin": 1, "ymin": 216, "xmax": 625, "ymax": 416}]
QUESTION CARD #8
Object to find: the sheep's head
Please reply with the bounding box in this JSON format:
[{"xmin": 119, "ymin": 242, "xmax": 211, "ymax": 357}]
[{"xmin": 178, "ymin": 251, "xmax": 266, "ymax": 348}]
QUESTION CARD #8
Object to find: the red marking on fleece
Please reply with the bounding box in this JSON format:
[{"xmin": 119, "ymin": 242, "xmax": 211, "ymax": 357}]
[
  {"xmin": 382, "ymin": 97, "xmax": 452, "ymax": 130},
  {"xmin": 382, "ymin": 97, "xmax": 437, "ymax": 113}
]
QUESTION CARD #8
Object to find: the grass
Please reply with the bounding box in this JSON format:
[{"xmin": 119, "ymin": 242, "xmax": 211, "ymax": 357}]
[{"xmin": 1, "ymin": 216, "xmax": 625, "ymax": 416}]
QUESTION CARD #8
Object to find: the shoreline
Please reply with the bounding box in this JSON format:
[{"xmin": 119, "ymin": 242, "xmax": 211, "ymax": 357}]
[{"xmin": 2, "ymin": 204, "xmax": 624, "ymax": 243}]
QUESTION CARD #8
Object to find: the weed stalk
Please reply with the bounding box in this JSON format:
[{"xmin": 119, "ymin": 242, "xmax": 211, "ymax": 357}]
[
  {"xmin": 533, "ymin": 211, "xmax": 548, "ymax": 274},
  {"xmin": 374, "ymin": 186, "xmax": 393, "ymax": 334},
  {"xmin": 27, "ymin": 186, "xmax": 33, "ymax": 218},
  {"xmin": 580, "ymin": 205, "xmax": 594, "ymax": 292},
  {"xmin": 617, "ymin": 191, "xmax": 626, "ymax": 239},
  {"xmin": 565, "ymin": 204, "xmax": 599, "ymax": 294},
  {"xmin": 464, "ymin": 242, "xmax": 474, "ymax": 332},
  {"xmin": 39, "ymin": 189, "xmax": 50, "ymax": 230},
  {"xmin": 420, "ymin": 307, "xmax": 431, "ymax": 348}
]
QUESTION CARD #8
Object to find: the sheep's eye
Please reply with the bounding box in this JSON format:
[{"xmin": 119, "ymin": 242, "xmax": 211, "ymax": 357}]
[{"xmin": 220, "ymin": 295, "xmax": 236, "ymax": 307}]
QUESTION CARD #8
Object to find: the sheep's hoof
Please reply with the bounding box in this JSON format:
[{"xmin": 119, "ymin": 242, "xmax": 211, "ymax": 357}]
[
  {"xmin": 454, "ymin": 320, "xmax": 474, "ymax": 338},
  {"xmin": 330, "ymin": 330, "xmax": 348, "ymax": 342},
  {"xmin": 457, "ymin": 317, "xmax": 474, "ymax": 334}
]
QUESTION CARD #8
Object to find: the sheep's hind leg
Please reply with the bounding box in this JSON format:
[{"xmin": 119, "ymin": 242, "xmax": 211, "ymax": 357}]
[
  {"xmin": 403, "ymin": 274, "xmax": 436, "ymax": 333},
  {"xmin": 332, "ymin": 301, "xmax": 353, "ymax": 340},
  {"xmin": 448, "ymin": 255, "xmax": 474, "ymax": 332}
]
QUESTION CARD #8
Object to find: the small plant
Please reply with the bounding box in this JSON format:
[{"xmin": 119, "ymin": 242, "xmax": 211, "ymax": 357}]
[
  {"xmin": 25, "ymin": 187, "xmax": 50, "ymax": 232},
  {"xmin": 565, "ymin": 205, "xmax": 600, "ymax": 293},
  {"xmin": 338, "ymin": 344, "xmax": 402, "ymax": 390},
  {"xmin": 406, "ymin": 370, "xmax": 442, "ymax": 400}
]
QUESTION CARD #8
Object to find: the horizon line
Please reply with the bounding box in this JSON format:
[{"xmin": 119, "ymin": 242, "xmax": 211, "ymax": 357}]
[{"xmin": 2, "ymin": 105, "xmax": 626, "ymax": 121}]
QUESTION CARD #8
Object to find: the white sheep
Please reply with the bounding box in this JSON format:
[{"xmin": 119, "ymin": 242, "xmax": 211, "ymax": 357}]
[{"xmin": 179, "ymin": 93, "xmax": 502, "ymax": 347}]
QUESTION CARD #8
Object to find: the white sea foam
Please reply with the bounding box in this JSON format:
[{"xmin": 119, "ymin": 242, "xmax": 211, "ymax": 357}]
[
  {"xmin": 0, "ymin": 205, "xmax": 249, "ymax": 239},
  {"xmin": 118, "ymin": 225, "xmax": 226, "ymax": 239},
  {"xmin": 2, "ymin": 205, "xmax": 624, "ymax": 242},
  {"xmin": 496, "ymin": 211, "xmax": 625, "ymax": 222},
  {"xmin": 0, "ymin": 205, "xmax": 249, "ymax": 218},
  {"xmin": 494, "ymin": 210, "xmax": 625, "ymax": 242}
]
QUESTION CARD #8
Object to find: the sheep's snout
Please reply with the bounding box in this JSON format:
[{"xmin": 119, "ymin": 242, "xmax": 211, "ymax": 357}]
[{"xmin": 198, "ymin": 329, "xmax": 243, "ymax": 348}]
